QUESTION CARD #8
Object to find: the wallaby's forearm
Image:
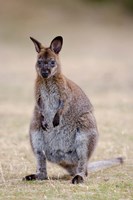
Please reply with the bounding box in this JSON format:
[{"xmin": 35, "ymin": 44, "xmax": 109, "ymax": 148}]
[{"xmin": 53, "ymin": 76, "xmax": 68, "ymax": 127}]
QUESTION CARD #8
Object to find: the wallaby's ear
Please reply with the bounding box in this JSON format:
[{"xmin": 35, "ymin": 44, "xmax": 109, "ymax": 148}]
[
  {"xmin": 30, "ymin": 37, "xmax": 42, "ymax": 53},
  {"xmin": 50, "ymin": 36, "xmax": 63, "ymax": 54}
]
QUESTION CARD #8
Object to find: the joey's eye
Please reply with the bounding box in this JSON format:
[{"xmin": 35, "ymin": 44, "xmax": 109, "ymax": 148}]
[{"xmin": 51, "ymin": 60, "xmax": 56, "ymax": 67}]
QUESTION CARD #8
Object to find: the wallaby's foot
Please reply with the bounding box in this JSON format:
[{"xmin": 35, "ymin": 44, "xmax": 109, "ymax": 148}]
[
  {"xmin": 23, "ymin": 173, "xmax": 48, "ymax": 181},
  {"xmin": 23, "ymin": 174, "xmax": 36, "ymax": 181},
  {"xmin": 72, "ymin": 175, "xmax": 84, "ymax": 184}
]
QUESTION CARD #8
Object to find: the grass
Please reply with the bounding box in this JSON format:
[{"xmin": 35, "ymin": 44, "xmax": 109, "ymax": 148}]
[
  {"xmin": 0, "ymin": 1, "xmax": 133, "ymax": 199},
  {"xmin": 0, "ymin": 170, "xmax": 132, "ymax": 200}
]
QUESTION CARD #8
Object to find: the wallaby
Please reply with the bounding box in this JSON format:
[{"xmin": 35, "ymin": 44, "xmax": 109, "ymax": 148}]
[{"xmin": 23, "ymin": 36, "xmax": 123, "ymax": 184}]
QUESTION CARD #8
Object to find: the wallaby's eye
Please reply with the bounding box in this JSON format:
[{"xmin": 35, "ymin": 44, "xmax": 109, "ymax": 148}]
[
  {"xmin": 37, "ymin": 60, "xmax": 42, "ymax": 65},
  {"xmin": 51, "ymin": 60, "xmax": 56, "ymax": 67},
  {"xmin": 37, "ymin": 59, "xmax": 44, "ymax": 67}
]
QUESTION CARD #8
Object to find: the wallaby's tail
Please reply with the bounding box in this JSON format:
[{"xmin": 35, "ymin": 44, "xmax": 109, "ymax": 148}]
[{"xmin": 88, "ymin": 157, "xmax": 124, "ymax": 173}]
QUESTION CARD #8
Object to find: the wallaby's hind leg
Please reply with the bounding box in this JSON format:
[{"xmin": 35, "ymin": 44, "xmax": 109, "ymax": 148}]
[
  {"xmin": 66, "ymin": 166, "xmax": 77, "ymax": 176},
  {"xmin": 60, "ymin": 164, "xmax": 77, "ymax": 176},
  {"xmin": 23, "ymin": 130, "xmax": 48, "ymax": 181},
  {"xmin": 72, "ymin": 127, "xmax": 98, "ymax": 184}
]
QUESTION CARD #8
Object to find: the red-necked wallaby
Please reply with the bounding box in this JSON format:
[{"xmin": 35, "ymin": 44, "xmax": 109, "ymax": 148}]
[{"xmin": 23, "ymin": 36, "xmax": 123, "ymax": 184}]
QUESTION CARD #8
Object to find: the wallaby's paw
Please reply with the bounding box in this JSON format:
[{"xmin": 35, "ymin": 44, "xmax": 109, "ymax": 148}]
[
  {"xmin": 53, "ymin": 112, "xmax": 60, "ymax": 127},
  {"xmin": 23, "ymin": 174, "xmax": 37, "ymax": 181},
  {"xmin": 72, "ymin": 175, "xmax": 84, "ymax": 184},
  {"xmin": 23, "ymin": 173, "xmax": 48, "ymax": 181},
  {"xmin": 41, "ymin": 122, "xmax": 48, "ymax": 131}
]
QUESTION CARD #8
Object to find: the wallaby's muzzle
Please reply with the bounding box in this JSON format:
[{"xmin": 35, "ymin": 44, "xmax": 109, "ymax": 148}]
[{"xmin": 41, "ymin": 69, "xmax": 50, "ymax": 78}]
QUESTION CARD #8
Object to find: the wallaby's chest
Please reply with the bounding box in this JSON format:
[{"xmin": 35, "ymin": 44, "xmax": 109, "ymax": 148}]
[
  {"xmin": 39, "ymin": 84, "xmax": 60, "ymax": 125},
  {"xmin": 41, "ymin": 88, "xmax": 59, "ymax": 110}
]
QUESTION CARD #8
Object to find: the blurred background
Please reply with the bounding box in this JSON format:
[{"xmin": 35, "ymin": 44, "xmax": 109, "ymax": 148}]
[
  {"xmin": 0, "ymin": 0, "xmax": 133, "ymax": 105},
  {"xmin": 0, "ymin": 0, "xmax": 133, "ymax": 179}
]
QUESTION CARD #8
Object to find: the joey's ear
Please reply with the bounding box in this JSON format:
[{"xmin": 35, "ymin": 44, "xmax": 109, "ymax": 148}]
[
  {"xmin": 50, "ymin": 36, "xmax": 63, "ymax": 54},
  {"xmin": 30, "ymin": 37, "xmax": 42, "ymax": 53}
]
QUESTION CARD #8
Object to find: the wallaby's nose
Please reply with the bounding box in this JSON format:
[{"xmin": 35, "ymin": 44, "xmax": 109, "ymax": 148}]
[{"xmin": 41, "ymin": 70, "xmax": 49, "ymax": 78}]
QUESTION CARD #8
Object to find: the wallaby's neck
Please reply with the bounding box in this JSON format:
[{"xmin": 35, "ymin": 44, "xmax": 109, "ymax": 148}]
[{"xmin": 36, "ymin": 72, "xmax": 66, "ymax": 91}]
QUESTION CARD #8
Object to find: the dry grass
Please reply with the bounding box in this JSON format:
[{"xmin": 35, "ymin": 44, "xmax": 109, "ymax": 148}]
[{"xmin": 0, "ymin": 0, "xmax": 133, "ymax": 199}]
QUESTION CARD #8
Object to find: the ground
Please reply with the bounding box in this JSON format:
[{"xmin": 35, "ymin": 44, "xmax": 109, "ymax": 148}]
[{"xmin": 0, "ymin": 1, "xmax": 133, "ymax": 199}]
